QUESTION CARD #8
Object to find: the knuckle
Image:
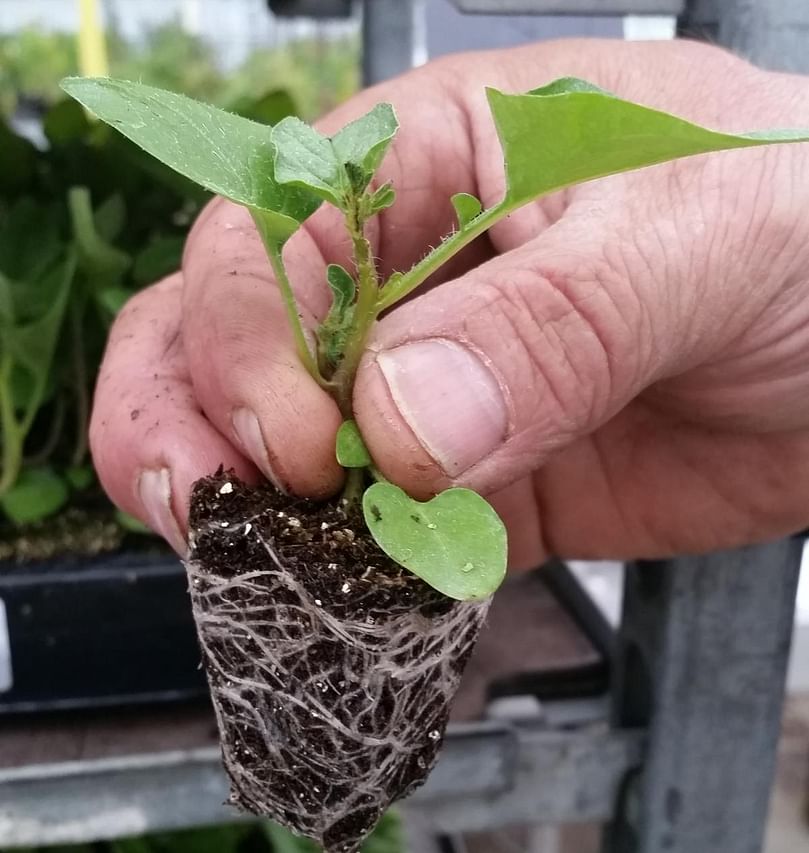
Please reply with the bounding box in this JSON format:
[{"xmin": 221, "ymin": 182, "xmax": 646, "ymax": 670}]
[{"xmin": 469, "ymin": 252, "xmax": 633, "ymax": 432}]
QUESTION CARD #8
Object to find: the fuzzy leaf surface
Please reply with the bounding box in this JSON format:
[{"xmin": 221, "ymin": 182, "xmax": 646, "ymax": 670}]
[
  {"xmin": 363, "ymin": 483, "xmax": 507, "ymax": 601},
  {"xmin": 331, "ymin": 103, "xmax": 398, "ymax": 187},
  {"xmin": 273, "ymin": 104, "xmax": 398, "ymax": 203},
  {"xmin": 488, "ymin": 76, "xmax": 809, "ymax": 205},
  {"xmin": 272, "ymin": 117, "xmax": 344, "ymax": 204},
  {"xmin": 60, "ymin": 77, "xmax": 320, "ymax": 244},
  {"xmin": 336, "ymin": 420, "xmax": 372, "ymax": 468}
]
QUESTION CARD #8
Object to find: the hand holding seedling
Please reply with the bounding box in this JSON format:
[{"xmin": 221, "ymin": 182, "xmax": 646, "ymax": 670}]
[
  {"xmin": 87, "ymin": 38, "xmax": 809, "ymax": 572},
  {"xmin": 65, "ymin": 37, "xmax": 809, "ymax": 852}
]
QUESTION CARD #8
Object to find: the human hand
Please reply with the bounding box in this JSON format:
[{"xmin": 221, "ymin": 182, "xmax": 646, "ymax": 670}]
[{"xmin": 91, "ymin": 38, "xmax": 809, "ymax": 566}]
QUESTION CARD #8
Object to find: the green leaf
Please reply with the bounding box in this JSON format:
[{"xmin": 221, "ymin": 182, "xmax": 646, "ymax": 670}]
[
  {"xmin": 60, "ymin": 77, "xmax": 321, "ymax": 245},
  {"xmin": 65, "ymin": 464, "xmax": 94, "ymax": 491},
  {"xmin": 97, "ymin": 286, "xmax": 133, "ymax": 317},
  {"xmin": 229, "ymin": 88, "xmax": 299, "ymax": 126},
  {"xmin": 363, "ymin": 483, "xmax": 507, "ymax": 601},
  {"xmin": 94, "ymin": 193, "xmax": 126, "ymax": 242},
  {"xmin": 133, "ymin": 236, "xmax": 185, "ymax": 285},
  {"xmin": 43, "ymin": 97, "xmax": 92, "ymax": 146},
  {"xmin": 262, "ymin": 822, "xmax": 319, "ymax": 853},
  {"xmin": 331, "ymin": 103, "xmax": 398, "ymax": 183},
  {"xmin": 5, "ymin": 255, "xmax": 75, "ymax": 426},
  {"xmin": 362, "ymin": 811, "xmax": 404, "ymax": 853},
  {"xmin": 336, "ymin": 420, "xmax": 372, "ymax": 468},
  {"xmin": 1, "ymin": 467, "xmax": 69, "ymax": 524},
  {"xmin": 69, "ymin": 186, "xmax": 131, "ymax": 281},
  {"xmin": 326, "ymin": 263, "xmax": 356, "ymax": 315},
  {"xmin": 368, "ymin": 182, "xmax": 396, "ymax": 215},
  {"xmin": 487, "ymin": 76, "xmax": 809, "ymax": 206},
  {"xmin": 451, "ymin": 192, "xmax": 482, "ymax": 229},
  {"xmin": 115, "ymin": 509, "xmax": 152, "ymax": 535},
  {"xmin": 0, "ymin": 121, "xmax": 37, "ymax": 195},
  {"xmin": 273, "ymin": 103, "xmax": 398, "ymax": 204},
  {"xmin": 272, "ymin": 116, "xmax": 345, "ymax": 205}
]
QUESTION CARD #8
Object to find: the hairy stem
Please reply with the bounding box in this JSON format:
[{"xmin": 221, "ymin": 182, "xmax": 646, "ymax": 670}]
[
  {"xmin": 24, "ymin": 393, "xmax": 66, "ymax": 467},
  {"xmin": 332, "ymin": 198, "xmax": 380, "ymax": 417},
  {"xmin": 258, "ymin": 233, "xmax": 327, "ymax": 390},
  {"xmin": 375, "ymin": 200, "xmax": 511, "ymax": 312}
]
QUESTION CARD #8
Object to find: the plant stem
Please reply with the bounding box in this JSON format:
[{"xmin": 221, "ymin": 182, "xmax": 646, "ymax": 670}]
[
  {"xmin": 341, "ymin": 467, "xmax": 365, "ymax": 506},
  {"xmin": 331, "ymin": 198, "xmax": 380, "ymax": 416},
  {"xmin": 262, "ymin": 238, "xmax": 328, "ymax": 390},
  {"xmin": 69, "ymin": 301, "xmax": 89, "ymax": 466},
  {"xmin": 0, "ymin": 357, "xmax": 22, "ymax": 497},
  {"xmin": 375, "ymin": 200, "xmax": 511, "ymax": 312}
]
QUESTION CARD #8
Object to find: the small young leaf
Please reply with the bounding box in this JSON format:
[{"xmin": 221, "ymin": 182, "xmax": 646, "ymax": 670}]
[
  {"xmin": 273, "ymin": 104, "xmax": 399, "ymax": 204},
  {"xmin": 487, "ymin": 77, "xmax": 809, "ymax": 206},
  {"xmin": 272, "ymin": 117, "xmax": 344, "ymax": 205},
  {"xmin": 1, "ymin": 467, "xmax": 69, "ymax": 525},
  {"xmin": 336, "ymin": 420, "xmax": 372, "ymax": 468},
  {"xmin": 331, "ymin": 103, "xmax": 399, "ymax": 186},
  {"xmin": 60, "ymin": 77, "xmax": 321, "ymax": 245},
  {"xmin": 363, "ymin": 483, "xmax": 507, "ymax": 601},
  {"xmin": 368, "ymin": 182, "xmax": 396, "ymax": 215},
  {"xmin": 327, "ymin": 263, "xmax": 356, "ymax": 315},
  {"xmin": 451, "ymin": 192, "xmax": 482, "ymax": 229}
]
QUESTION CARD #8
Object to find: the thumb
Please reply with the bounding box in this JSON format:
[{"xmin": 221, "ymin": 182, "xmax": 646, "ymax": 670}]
[{"xmin": 353, "ymin": 210, "xmax": 674, "ymax": 499}]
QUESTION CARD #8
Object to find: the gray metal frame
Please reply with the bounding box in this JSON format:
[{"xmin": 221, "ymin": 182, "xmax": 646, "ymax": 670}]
[
  {"xmin": 604, "ymin": 540, "xmax": 803, "ymax": 853},
  {"xmin": 451, "ymin": 1, "xmax": 683, "ymax": 13},
  {"xmin": 0, "ymin": 725, "xmax": 644, "ymax": 847}
]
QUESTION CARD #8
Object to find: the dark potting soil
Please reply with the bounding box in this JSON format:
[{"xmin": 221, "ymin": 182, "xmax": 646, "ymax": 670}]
[{"xmin": 187, "ymin": 470, "xmax": 487, "ymax": 853}]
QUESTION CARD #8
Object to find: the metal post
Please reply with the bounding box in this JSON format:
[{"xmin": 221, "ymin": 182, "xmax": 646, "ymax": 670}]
[
  {"xmin": 361, "ymin": 0, "xmax": 416, "ymax": 86},
  {"xmin": 604, "ymin": 539, "xmax": 803, "ymax": 853}
]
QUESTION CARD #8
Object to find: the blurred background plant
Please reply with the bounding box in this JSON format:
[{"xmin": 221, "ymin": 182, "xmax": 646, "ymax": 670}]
[
  {"xmin": 0, "ymin": 810, "xmax": 404, "ymax": 853},
  {"xmin": 0, "ymin": 20, "xmax": 359, "ymax": 121},
  {"xmin": 0, "ymin": 15, "xmax": 359, "ymax": 549}
]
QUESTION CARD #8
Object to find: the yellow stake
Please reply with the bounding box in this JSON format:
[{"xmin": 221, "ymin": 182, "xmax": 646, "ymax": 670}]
[{"xmin": 77, "ymin": 0, "xmax": 109, "ymax": 78}]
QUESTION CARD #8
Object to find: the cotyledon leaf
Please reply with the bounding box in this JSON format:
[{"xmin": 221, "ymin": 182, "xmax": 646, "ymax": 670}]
[
  {"xmin": 363, "ymin": 483, "xmax": 507, "ymax": 601},
  {"xmin": 60, "ymin": 77, "xmax": 321, "ymax": 245},
  {"xmin": 487, "ymin": 76, "xmax": 809, "ymax": 206}
]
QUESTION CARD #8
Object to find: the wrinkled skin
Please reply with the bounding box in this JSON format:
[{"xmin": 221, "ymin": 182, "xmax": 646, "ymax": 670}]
[{"xmin": 91, "ymin": 39, "xmax": 809, "ymax": 567}]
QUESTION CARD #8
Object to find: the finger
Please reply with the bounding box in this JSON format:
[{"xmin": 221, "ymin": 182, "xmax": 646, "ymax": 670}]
[
  {"xmin": 352, "ymin": 163, "xmax": 791, "ymax": 500},
  {"xmin": 181, "ymin": 198, "xmax": 344, "ymax": 498},
  {"xmin": 90, "ymin": 273, "xmax": 257, "ymax": 554}
]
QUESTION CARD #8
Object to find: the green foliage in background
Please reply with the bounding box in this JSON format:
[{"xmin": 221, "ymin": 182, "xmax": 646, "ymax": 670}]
[
  {"xmin": 0, "ymin": 21, "xmax": 358, "ymax": 121},
  {"xmin": 0, "ymin": 812, "xmax": 403, "ymax": 853},
  {"xmin": 0, "ymin": 18, "xmax": 357, "ymax": 538}
]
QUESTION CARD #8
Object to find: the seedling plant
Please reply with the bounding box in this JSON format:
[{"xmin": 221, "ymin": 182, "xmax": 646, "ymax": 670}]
[{"xmin": 62, "ymin": 74, "xmax": 809, "ymax": 852}]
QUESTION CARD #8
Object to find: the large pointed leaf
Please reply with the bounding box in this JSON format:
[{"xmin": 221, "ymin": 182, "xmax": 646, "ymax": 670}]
[
  {"xmin": 60, "ymin": 77, "xmax": 321, "ymax": 244},
  {"xmin": 487, "ymin": 76, "xmax": 809, "ymax": 205}
]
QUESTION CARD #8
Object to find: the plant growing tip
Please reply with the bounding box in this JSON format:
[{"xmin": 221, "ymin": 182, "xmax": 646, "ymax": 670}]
[{"xmin": 59, "ymin": 74, "xmax": 809, "ymax": 602}]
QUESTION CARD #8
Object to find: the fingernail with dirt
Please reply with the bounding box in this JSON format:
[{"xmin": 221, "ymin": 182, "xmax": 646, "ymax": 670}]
[
  {"xmin": 232, "ymin": 408, "xmax": 284, "ymax": 490},
  {"xmin": 138, "ymin": 468, "xmax": 188, "ymax": 556},
  {"xmin": 377, "ymin": 338, "xmax": 508, "ymax": 475}
]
